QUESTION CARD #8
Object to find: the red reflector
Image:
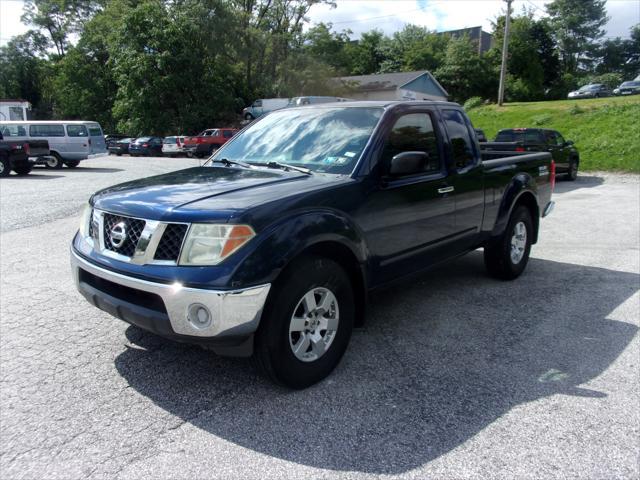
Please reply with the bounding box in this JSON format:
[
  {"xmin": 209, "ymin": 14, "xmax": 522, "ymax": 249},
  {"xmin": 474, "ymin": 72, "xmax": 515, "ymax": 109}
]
[
  {"xmin": 23, "ymin": 143, "xmax": 30, "ymax": 155},
  {"xmin": 516, "ymin": 146, "xmax": 525, "ymax": 152},
  {"xmin": 550, "ymin": 160, "xmax": 556, "ymax": 191},
  {"xmin": 142, "ymin": 143, "xmax": 149, "ymax": 147}
]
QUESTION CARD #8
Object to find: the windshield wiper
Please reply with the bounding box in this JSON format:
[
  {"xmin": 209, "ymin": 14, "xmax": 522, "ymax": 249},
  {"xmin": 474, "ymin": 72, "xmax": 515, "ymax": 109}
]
[
  {"xmin": 208, "ymin": 158, "xmax": 253, "ymax": 169},
  {"xmin": 262, "ymin": 161, "xmax": 313, "ymax": 175}
]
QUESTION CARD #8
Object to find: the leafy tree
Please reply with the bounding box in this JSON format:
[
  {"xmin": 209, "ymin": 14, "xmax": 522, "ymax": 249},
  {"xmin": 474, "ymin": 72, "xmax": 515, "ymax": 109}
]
[
  {"xmin": 345, "ymin": 29, "xmax": 386, "ymax": 75},
  {"xmin": 302, "ymin": 23, "xmax": 353, "ymax": 74},
  {"xmin": 21, "ymin": 0, "xmax": 104, "ymax": 56},
  {"xmin": 435, "ymin": 36, "xmax": 495, "ymax": 102},
  {"xmin": 377, "ymin": 25, "xmax": 449, "ymax": 73},
  {"xmin": 546, "ymin": 0, "xmax": 608, "ymax": 74}
]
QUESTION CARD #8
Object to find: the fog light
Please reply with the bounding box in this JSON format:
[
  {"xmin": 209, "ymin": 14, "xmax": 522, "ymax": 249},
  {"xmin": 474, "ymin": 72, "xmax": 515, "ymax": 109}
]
[{"xmin": 187, "ymin": 303, "xmax": 212, "ymax": 329}]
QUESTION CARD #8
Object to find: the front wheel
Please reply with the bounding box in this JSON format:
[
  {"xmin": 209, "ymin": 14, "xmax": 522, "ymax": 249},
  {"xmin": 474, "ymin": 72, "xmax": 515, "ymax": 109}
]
[
  {"xmin": 253, "ymin": 256, "xmax": 354, "ymax": 389},
  {"xmin": 566, "ymin": 159, "xmax": 578, "ymax": 181},
  {"xmin": 484, "ymin": 205, "xmax": 533, "ymax": 280},
  {"xmin": 65, "ymin": 160, "xmax": 80, "ymax": 168}
]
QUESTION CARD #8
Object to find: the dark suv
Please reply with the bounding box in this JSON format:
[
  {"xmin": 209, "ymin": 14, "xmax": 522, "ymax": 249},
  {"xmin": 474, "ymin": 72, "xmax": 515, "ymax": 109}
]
[{"xmin": 482, "ymin": 128, "xmax": 580, "ymax": 180}]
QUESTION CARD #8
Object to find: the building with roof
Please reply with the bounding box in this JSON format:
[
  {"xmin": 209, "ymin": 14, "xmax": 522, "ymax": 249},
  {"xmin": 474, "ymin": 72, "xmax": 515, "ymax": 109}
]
[
  {"xmin": 439, "ymin": 26, "xmax": 493, "ymax": 55},
  {"xmin": 0, "ymin": 99, "xmax": 32, "ymax": 121},
  {"xmin": 333, "ymin": 70, "xmax": 448, "ymax": 102}
]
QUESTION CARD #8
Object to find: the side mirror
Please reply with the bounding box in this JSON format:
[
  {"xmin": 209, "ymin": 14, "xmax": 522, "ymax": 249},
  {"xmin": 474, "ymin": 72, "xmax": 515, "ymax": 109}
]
[
  {"xmin": 565, "ymin": 140, "xmax": 574, "ymax": 146},
  {"xmin": 389, "ymin": 151, "xmax": 428, "ymax": 176}
]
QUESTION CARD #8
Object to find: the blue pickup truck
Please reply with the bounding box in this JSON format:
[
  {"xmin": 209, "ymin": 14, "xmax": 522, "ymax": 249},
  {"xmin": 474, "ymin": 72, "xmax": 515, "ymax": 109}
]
[{"xmin": 71, "ymin": 101, "xmax": 555, "ymax": 388}]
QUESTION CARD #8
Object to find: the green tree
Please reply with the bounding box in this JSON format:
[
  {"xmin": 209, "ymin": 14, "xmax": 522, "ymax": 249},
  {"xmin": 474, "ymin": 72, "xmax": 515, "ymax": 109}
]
[
  {"xmin": 346, "ymin": 29, "xmax": 386, "ymax": 75},
  {"xmin": 21, "ymin": 0, "xmax": 104, "ymax": 56},
  {"xmin": 546, "ymin": 0, "xmax": 608, "ymax": 74},
  {"xmin": 435, "ymin": 36, "xmax": 495, "ymax": 102}
]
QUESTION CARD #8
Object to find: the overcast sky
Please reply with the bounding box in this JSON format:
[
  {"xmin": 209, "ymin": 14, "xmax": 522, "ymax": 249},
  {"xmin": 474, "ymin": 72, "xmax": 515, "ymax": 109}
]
[{"xmin": 1, "ymin": 0, "xmax": 639, "ymax": 46}]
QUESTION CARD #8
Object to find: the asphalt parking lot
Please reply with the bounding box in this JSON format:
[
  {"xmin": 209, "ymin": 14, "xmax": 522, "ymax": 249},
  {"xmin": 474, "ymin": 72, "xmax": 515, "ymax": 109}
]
[{"xmin": 1, "ymin": 156, "xmax": 638, "ymax": 479}]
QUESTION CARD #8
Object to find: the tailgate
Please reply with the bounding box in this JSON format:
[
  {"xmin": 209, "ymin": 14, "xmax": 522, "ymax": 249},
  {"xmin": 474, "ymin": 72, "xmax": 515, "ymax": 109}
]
[{"xmin": 27, "ymin": 140, "xmax": 50, "ymax": 157}]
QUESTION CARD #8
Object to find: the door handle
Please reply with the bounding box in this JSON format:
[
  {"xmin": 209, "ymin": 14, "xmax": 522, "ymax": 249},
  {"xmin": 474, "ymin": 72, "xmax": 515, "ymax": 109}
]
[{"xmin": 438, "ymin": 186, "xmax": 454, "ymax": 194}]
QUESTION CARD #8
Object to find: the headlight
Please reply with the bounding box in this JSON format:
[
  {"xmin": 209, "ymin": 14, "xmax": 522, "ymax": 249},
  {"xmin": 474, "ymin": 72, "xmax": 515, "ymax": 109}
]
[
  {"xmin": 179, "ymin": 224, "xmax": 255, "ymax": 266},
  {"xmin": 79, "ymin": 203, "xmax": 92, "ymax": 238}
]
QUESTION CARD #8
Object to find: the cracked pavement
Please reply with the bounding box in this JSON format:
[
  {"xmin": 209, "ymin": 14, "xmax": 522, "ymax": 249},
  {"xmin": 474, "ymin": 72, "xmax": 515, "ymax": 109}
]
[{"xmin": 1, "ymin": 157, "xmax": 639, "ymax": 479}]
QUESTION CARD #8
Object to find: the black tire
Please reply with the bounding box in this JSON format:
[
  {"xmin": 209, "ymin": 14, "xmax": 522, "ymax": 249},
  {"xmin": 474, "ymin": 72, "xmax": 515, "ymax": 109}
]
[
  {"xmin": 484, "ymin": 205, "xmax": 533, "ymax": 280},
  {"xmin": 13, "ymin": 163, "xmax": 32, "ymax": 175},
  {"xmin": 253, "ymin": 255, "xmax": 355, "ymax": 389},
  {"xmin": 45, "ymin": 153, "xmax": 64, "ymax": 169},
  {"xmin": 116, "ymin": 153, "xmax": 122, "ymax": 157},
  {"xmin": 0, "ymin": 157, "xmax": 10, "ymax": 177},
  {"xmin": 566, "ymin": 158, "xmax": 578, "ymax": 181},
  {"xmin": 65, "ymin": 160, "xmax": 80, "ymax": 168}
]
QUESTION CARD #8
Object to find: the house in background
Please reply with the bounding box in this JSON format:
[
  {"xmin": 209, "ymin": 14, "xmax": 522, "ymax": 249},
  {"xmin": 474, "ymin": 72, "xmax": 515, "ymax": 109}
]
[
  {"xmin": 0, "ymin": 99, "xmax": 32, "ymax": 121},
  {"xmin": 334, "ymin": 70, "xmax": 449, "ymax": 102},
  {"xmin": 439, "ymin": 26, "xmax": 493, "ymax": 55}
]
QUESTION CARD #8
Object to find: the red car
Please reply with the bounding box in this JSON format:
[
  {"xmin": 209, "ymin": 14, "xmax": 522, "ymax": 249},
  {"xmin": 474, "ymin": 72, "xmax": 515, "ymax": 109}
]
[{"xmin": 183, "ymin": 128, "xmax": 238, "ymax": 158}]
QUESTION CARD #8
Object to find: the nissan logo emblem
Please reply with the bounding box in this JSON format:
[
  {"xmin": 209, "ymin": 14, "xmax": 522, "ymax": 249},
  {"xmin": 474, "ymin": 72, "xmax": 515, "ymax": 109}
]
[{"xmin": 110, "ymin": 221, "xmax": 127, "ymax": 249}]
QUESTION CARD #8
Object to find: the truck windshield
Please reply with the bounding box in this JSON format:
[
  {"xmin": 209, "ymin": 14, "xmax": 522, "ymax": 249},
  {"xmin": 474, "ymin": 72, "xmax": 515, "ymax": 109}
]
[{"xmin": 213, "ymin": 107, "xmax": 383, "ymax": 174}]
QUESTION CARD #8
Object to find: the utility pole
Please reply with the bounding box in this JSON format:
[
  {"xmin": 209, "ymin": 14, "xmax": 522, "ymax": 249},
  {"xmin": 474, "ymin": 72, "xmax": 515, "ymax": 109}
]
[{"xmin": 498, "ymin": 0, "xmax": 512, "ymax": 106}]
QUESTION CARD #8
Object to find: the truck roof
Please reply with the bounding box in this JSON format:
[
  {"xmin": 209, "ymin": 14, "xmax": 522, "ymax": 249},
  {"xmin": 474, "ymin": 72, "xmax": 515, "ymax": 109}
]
[{"xmin": 286, "ymin": 100, "xmax": 461, "ymax": 109}]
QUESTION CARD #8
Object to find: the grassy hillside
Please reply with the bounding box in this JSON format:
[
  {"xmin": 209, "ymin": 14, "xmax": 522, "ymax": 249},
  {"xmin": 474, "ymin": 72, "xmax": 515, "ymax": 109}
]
[{"xmin": 468, "ymin": 95, "xmax": 640, "ymax": 172}]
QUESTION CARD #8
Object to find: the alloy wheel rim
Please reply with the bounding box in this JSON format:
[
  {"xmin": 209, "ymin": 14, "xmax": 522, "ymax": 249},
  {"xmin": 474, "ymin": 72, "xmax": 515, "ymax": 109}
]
[
  {"xmin": 46, "ymin": 157, "xmax": 59, "ymax": 168},
  {"xmin": 510, "ymin": 221, "xmax": 527, "ymax": 264},
  {"xmin": 0, "ymin": 162, "xmax": 5, "ymax": 174},
  {"xmin": 289, "ymin": 287, "xmax": 339, "ymax": 362}
]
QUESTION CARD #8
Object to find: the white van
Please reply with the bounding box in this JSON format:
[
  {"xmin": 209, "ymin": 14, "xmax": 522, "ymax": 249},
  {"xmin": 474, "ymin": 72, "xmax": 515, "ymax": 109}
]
[
  {"xmin": 0, "ymin": 120, "xmax": 107, "ymax": 168},
  {"xmin": 242, "ymin": 98, "xmax": 290, "ymax": 121}
]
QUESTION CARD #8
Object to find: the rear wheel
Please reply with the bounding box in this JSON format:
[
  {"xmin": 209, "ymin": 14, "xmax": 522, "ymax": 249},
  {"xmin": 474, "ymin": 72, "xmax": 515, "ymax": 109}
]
[
  {"xmin": 566, "ymin": 158, "xmax": 578, "ymax": 181},
  {"xmin": 484, "ymin": 205, "xmax": 533, "ymax": 280},
  {"xmin": 0, "ymin": 157, "xmax": 10, "ymax": 177},
  {"xmin": 65, "ymin": 160, "xmax": 80, "ymax": 168},
  {"xmin": 45, "ymin": 153, "xmax": 64, "ymax": 169},
  {"xmin": 253, "ymin": 255, "xmax": 354, "ymax": 389},
  {"xmin": 13, "ymin": 163, "xmax": 32, "ymax": 175}
]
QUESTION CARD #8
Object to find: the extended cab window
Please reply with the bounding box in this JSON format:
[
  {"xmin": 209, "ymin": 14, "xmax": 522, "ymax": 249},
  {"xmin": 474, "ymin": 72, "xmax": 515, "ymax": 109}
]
[
  {"xmin": 442, "ymin": 109, "xmax": 475, "ymax": 169},
  {"xmin": 66, "ymin": 125, "xmax": 88, "ymax": 137},
  {"xmin": 223, "ymin": 130, "xmax": 234, "ymax": 138},
  {"xmin": 381, "ymin": 113, "xmax": 441, "ymax": 174},
  {"xmin": 30, "ymin": 124, "xmax": 65, "ymax": 137}
]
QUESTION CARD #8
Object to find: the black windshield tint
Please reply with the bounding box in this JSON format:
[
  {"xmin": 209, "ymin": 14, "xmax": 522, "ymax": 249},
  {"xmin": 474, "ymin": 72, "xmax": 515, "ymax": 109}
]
[{"xmin": 214, "ymin": 107, "xmax": 383, "ymax": 174}]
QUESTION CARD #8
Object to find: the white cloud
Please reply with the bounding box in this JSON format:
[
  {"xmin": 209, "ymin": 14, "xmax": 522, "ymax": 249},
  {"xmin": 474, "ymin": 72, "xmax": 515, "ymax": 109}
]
[
  {"xmin": 0, "ymin": 0, "xmax": 28, "ymax": 45},
  {"xmin": 307, "ymin": 0, "xmax": 639, "ymax": 39}
]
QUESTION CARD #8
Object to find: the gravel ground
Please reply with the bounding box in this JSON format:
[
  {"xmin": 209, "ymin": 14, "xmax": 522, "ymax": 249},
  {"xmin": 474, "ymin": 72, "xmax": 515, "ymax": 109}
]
[{"xmin": 1, "ymin": 157, "xmax": 638, "ymax": 479}]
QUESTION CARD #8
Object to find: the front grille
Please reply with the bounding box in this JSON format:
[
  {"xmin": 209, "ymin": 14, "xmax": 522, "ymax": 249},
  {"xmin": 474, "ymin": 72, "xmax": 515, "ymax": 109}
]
[
  {"xmin": 154, "ymin": 224, "xmax": 188, "ymax": 261},
  {"xmin": 103, "ymin": 213, "xmax": 145, "ymax": 257}
]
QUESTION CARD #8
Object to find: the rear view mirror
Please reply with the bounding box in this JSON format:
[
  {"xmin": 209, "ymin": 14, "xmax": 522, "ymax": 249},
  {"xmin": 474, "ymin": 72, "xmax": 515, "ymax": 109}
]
[{"xmin": 389, "ymin": 151, "xmax": 428, "ymax": 176}]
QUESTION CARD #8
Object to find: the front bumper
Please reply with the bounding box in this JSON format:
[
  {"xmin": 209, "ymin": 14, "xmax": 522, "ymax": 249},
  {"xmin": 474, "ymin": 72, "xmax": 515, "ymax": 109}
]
[{"xmin": 71, "ymin": 248, "xmax": 271, "ymax": 354}]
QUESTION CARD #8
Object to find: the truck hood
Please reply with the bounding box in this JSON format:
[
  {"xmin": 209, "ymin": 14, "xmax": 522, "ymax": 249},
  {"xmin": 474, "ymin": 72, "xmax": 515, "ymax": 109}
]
[{"xmin": 91, "ymin": 166, "xmax": 345, "ymax": 222}]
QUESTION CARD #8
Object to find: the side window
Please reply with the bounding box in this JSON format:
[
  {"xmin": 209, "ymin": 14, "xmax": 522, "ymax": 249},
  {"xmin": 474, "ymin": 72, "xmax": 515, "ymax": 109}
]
[
  {"xmin": 223, "ymin": 130, "xmax": 233, "ymax": 138},
  {"xmin": 442, "ymin": 109, "xmax": 476, "ymax": 169},
  {"xmin": 0, "ymin": 124, "xmax": 27, "ymax": 136},
  {"xmin": 555, "ymin": 132, "xmax": 565, "ymax": 146},
  {"xmin": 380, "ymin": 112, "xmax": 441, "ymax": 175},
  {"xmin": 253, "ymin": 100, "xmax": 262, "ymax": 108},
  {"xmin": 544, "ymin": 131, "xmax": 556, "ymax": 145},
  {"xmin": 66, "ymin": 125, "xmax": 88, "ymax": 137},
  {"xmin": 525, "ymin": 131, "xmax": 544, "ymax": 144},
  {"xmin": 9, "ymin": 107, "xmax": 24, "ymax": 120},
  {"xmin": 30, "ymin": 124, "xmax": 65, "ymax": 137}
]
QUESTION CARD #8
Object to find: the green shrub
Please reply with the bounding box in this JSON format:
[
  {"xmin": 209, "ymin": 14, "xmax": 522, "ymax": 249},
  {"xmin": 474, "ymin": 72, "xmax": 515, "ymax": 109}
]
[
  {"xmin": 531, "ymin": 114, "xmax": 552, "ymax": 126},
  {"xmin": 569, "ymin": 104, "xmax": 584, "ymax": 115},
  {"xmin": 463, "ymin": 96, "xmax": 484, "ymax": 111}
]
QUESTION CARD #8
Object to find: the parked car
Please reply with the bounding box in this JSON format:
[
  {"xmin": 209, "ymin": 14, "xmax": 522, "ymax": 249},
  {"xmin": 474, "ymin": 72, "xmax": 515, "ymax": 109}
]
[
  {"xmin": 567, "ymin": 83, "xmax": 611, "ymax": 99},
  {"xmin": 128, "ymin": 137, "xmax": 163, "ymax": 157},
  {"xmin": 105, "ymin": 134, "xmax": 130, "ymax": 144},
  {"xmin": 288, "ymin": 96, "xmax": 349, "ymax": 107},
  {"xmin": 613, "ymin": 80, "xmax": 640, "ymax": 96},
  {"xmin": 480, "ymin": 128, "xmax": 579, "ymax": 180},
  {"xmin": 242, "ymin": 98, "xmax": 289, "ymax": 121},
  {"xmin": 162, "ymin": 136, "xmax": 186, "ymax": 157},
  {"xmin": 0, "ymin": 120, "xmax": 107, "ymax": 168},
  {"xmin": 474, "ymin": 128, "xmax": 487, "ymax": 142},
  {"xmin": 108, "ymin": 137, "xmax": 132, "ymax": 156},
  {"xmin": 71, "ymin": 101, "xmax": 555, "ymax": 388},
  {"xmin": 183, "ymin": 129, "xmax": 237, "ymax": 158},
  {"xmin": 0, "ymin": 129, "xmax": 49, "ymax": 176}
]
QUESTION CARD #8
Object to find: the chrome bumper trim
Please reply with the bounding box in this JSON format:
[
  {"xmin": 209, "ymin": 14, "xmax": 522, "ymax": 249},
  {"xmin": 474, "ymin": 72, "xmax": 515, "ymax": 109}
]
[
  {"xmin": 70, "ymin": 248, "xmax": 271, "ymax": 338},
  {"xmin": 543, "ymin": 201, "xmax": 555, "ymax": 217}
]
